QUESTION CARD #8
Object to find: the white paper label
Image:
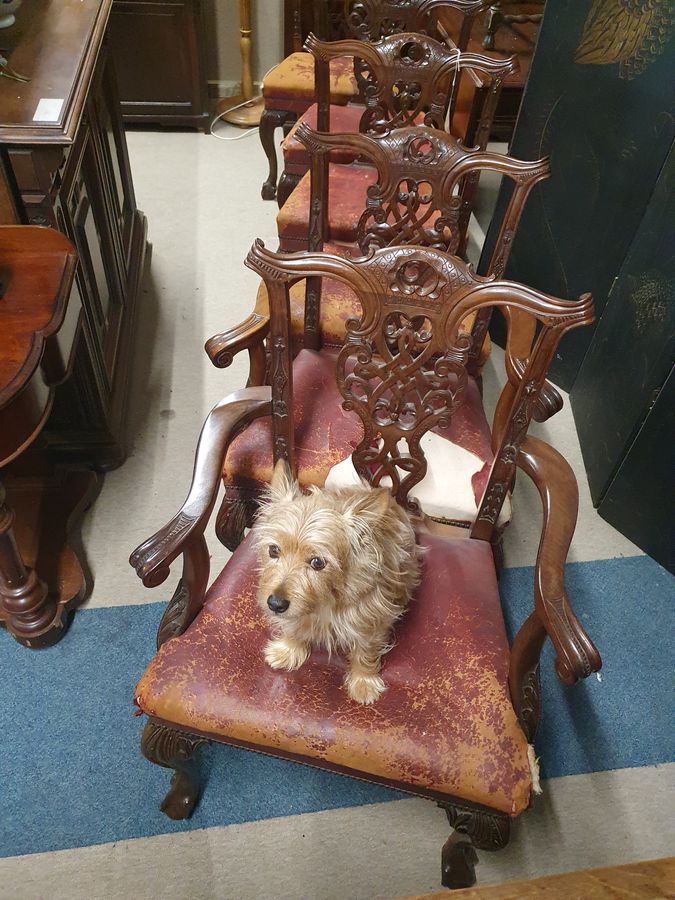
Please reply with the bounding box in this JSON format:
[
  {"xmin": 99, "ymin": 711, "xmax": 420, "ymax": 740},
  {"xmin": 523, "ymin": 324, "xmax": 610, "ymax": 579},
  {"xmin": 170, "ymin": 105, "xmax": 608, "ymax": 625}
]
[{"xmin": 33, "ymin": 98, "xmax": 64, "ymax": 123}]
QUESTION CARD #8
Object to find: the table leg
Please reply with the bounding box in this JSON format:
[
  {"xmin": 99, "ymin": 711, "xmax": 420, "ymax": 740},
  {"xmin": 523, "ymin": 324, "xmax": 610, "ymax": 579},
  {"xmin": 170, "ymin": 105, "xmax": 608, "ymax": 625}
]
[{"xmin": 0, "ymin": 478, "xmax": 65, "ymax": 648}]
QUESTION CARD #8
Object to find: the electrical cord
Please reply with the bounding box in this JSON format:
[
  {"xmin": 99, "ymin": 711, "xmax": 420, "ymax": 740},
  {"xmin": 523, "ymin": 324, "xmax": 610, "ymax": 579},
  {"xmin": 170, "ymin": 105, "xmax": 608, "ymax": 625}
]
[
  {"xmin": 209, "ymin": 96, "xmax": 262, "ymax": 141},
  {"xmin": 209, "ymin": 63, "xmax": 278, "ymax": 141}
]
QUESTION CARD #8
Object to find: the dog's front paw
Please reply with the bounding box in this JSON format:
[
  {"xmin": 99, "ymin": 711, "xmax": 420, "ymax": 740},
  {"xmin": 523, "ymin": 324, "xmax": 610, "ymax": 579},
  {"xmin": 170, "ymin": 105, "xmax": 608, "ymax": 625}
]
[
  {"xmin": 344, "ymin": 672, "xmax": 386, "ymax": 705},
  {"xmin": 264, "ymin": 639, "xmax": 309, "ymax": 671}
]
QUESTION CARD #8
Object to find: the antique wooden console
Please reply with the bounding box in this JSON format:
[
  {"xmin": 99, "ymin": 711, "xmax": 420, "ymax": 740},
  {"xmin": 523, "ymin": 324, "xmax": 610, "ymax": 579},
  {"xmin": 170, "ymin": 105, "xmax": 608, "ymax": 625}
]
[{"xmin": 0, "ymin": 0, "xmax": 148, "ymax": 470}]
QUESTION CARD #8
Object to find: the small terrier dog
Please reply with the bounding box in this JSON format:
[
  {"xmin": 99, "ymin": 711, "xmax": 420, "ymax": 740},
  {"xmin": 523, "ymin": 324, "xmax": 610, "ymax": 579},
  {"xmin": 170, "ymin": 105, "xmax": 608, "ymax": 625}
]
[{"xmin": 254, "ymin": 461, "xmax": 420, "ymax": 704}]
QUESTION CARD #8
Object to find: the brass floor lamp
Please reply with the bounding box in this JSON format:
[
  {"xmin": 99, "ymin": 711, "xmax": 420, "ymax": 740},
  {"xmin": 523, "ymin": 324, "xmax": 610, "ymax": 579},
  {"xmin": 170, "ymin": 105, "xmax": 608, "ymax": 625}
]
[{"xmin": 221, "ymin": 0, "xmax": 264, "ymax": 127}]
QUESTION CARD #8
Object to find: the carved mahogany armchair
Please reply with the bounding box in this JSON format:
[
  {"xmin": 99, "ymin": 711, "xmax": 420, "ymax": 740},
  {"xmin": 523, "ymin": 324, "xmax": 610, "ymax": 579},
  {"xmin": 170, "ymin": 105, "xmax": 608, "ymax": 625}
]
[
  {"xmin": 208, "ymin": 127, "xmax": 553, "ymax": 548},
  {"xmin": 261, "ymin": 0, "xmax": 489, "ymax": 200},
  {"xmin": 131, "ymin": 241, "xmax": 601, "ymax": 890},
  {"xmin": 277, "ymin": 31, "xmax": 518, "ymax": 211}
]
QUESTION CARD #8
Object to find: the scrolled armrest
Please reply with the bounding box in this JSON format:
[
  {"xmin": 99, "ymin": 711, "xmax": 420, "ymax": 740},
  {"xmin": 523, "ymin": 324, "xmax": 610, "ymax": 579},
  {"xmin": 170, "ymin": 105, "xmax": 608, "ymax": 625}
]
[
  {"xmin": 129, "ymin": 387, "xmax": 271, "ymax": 589},
  {"xmin": 515, "ymin": 435, "xmax": 602, "ymax": 685},
  {"xmin": 205, "ymin": 312, "xmax": 269, "ymax": 368}
]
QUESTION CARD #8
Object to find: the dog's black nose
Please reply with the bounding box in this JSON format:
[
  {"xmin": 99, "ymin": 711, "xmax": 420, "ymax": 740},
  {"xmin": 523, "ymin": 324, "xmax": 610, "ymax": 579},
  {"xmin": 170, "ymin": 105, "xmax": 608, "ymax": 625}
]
[{"xmin": 267, "ymin": 594, "xmax": 289, "ymax": 614}]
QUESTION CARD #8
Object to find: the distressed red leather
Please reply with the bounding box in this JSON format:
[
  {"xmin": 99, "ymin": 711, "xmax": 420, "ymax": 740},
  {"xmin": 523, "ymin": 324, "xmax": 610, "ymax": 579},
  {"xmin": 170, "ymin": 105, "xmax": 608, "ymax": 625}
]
[
  {"xmin": 277, "ymin": 164, "xmax": 378, "ymax": 251},
  {"xmin": 224, "ymin": 349, "xmax": 363, "ymax": 490},
  {"xmin": 135, "ymin": 530, "xmax": 532, "ymax": 816},
  {"xmin": 283, "ymin": 104, "xmax": 366, "ymax": 171},
  {"xmin": 263, "ymin": 54, "xmax": 357, "ymax": 112},
  {"xmin": 222, "ymin": 349, "xmax": 495, "ymax": 516},
  {"xmin": 254, "ymin": 243, "xmax": 362, "ymax": 356}
]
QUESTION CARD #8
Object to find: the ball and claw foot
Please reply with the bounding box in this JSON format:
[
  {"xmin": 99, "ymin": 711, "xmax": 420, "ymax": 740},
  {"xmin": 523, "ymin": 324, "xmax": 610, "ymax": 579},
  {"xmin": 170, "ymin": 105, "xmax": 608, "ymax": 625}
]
[
  {"xmin": 160, "ymin": 769, "xmax": 201, "ymax": 820},
  {"xmin": 261, "ymin": 180, "xmax": 277, "ymax": 201},
  {"xmin": 141, "ymin": 722, "xmax": 205, "ymax": 821},
  {"xmin": 442, "ymin": 831, "xmax": 479, "ymax": 889}
]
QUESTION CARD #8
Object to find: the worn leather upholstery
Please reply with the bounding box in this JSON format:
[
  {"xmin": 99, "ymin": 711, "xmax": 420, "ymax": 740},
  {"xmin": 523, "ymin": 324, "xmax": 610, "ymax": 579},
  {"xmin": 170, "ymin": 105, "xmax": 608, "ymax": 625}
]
[
  {"xmin": 281, "ymin": 102, "xmax": 471, "ymax": 179},
  {"xmin": 222, "ymin": 349, "xmax": 507, "ymax": 525},
  {"xmin": 263, "ymin": 53, "xmax": 357, "ymax": 112},
  {"xmin": 277, "ymin": 164, "xmax": 378, "ymax": 251},
  {"xmin": 224, "ymin": 349, "xmax": 362, "ymax": 491},
  {"xmin": 135, "ymin": 529, "xmax": 532, "ymax": 816},
  {"xmin": 282, "ymin": 104, "xmax": 366, "ymax": 172},
  {"xmin": 254, "ymin": 243, "xmax": 362, "ymax": 356}
]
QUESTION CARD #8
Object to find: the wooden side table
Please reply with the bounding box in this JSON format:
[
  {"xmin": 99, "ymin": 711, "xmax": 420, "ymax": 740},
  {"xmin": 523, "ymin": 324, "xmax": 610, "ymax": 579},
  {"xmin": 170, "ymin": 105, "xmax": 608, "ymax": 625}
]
[{"xmin": 0, "ymin": 226, "xmax": 97, "ymax": 648}]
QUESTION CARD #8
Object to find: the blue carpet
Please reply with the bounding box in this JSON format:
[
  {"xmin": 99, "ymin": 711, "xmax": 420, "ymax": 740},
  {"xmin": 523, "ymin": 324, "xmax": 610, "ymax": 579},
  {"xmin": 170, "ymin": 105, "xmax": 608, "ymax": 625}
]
[{"xmin": 0, "ymin": 555, "xmax": 673, "ymax": 858}]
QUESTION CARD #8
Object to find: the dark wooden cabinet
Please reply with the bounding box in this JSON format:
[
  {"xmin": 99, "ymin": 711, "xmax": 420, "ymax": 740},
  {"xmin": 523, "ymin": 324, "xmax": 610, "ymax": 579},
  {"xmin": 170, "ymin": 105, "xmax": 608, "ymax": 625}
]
[
  {"xmin": 107, "ymin": 0, "xmax": 208, "ymax": 129},
  {"xmin": 0, "ymin": 0, "xmax": 147, "ymax": 469}
]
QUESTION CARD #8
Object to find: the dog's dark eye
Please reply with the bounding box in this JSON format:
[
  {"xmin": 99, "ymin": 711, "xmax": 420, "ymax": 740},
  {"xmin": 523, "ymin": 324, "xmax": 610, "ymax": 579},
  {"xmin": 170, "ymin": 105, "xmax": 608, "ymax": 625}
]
[
  {"xmin": 268, "ymin": 544, "xmax": 281, "ymax": 559},
  {"xmin": 309, "ymin": 556, "xmax": 326, "ymax": 571}
]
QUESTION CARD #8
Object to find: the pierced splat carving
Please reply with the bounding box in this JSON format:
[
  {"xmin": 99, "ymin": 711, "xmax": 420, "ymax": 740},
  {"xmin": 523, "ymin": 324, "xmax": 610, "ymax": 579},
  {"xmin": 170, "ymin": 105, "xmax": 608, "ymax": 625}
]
[
  {"xmin": 344, "ymin": 0, "xmax": 488, "ymax": 42},
  {"xmin": 295, "ymin": 123, "xmax": 550, "ymax": 262},
  {"xmin": 305, "ymin": 33, "xmax": 517, "ymax": 137},
  {"xmin": 245, "ymin": 240, "xmax": 595, "ymax": 529}
]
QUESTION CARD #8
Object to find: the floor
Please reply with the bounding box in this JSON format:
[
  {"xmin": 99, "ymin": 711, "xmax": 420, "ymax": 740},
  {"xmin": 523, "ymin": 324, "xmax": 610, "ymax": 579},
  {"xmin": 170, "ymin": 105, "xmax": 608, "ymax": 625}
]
[{"xmin": 0, "ymin": 125, "xmax": 673, "ymax": 900}]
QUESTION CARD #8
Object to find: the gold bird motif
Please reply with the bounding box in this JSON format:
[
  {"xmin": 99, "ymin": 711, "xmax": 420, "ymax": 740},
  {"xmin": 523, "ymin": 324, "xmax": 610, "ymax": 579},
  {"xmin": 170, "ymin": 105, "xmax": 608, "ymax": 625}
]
[{"xmin": 575, "ymin": 0, "xmax": 674, "ymax": 79}]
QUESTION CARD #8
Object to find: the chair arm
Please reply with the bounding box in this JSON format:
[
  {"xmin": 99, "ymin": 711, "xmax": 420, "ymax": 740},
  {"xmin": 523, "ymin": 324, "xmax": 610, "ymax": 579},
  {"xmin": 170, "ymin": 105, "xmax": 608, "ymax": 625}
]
[
  {"xmin": 129, "ymin": 387, "xmax": 271, "ymax": 590},
  {"xmin": 205, "ymin": 311, "xmax": 269, "ymax": 385},
  {"xmin": 515, "ymin": 435, "xmax": 602, "ymax": 685}
]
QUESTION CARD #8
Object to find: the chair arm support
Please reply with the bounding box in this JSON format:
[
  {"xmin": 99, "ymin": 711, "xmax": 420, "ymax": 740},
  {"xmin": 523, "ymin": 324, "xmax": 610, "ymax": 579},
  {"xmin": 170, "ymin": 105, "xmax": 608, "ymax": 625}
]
[
  {"xmin": 205, "ymin": 311, "xmax": 269, "ymax": 384},
  {"xmin": 129, "ymin": 387, "xmax": 272, "ymax": 590},
  {"xmin": 515, "ymin": 435, "xmax": 602, "ymax": 685}
]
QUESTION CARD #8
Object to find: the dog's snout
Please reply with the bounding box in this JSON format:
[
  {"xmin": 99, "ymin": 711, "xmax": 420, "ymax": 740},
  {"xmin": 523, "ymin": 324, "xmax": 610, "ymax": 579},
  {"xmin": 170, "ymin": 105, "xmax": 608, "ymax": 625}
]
[{"xmin": 267, "ymin": 594, "xmax": 290, "ymax": 614}]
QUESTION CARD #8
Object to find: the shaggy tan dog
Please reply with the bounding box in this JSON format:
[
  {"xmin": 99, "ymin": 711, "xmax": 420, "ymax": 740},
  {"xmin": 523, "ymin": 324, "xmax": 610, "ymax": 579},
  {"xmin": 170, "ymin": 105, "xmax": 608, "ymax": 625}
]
[{"xmin": 255, "ymin": 461, "xmax": 420, "ymax": 704}]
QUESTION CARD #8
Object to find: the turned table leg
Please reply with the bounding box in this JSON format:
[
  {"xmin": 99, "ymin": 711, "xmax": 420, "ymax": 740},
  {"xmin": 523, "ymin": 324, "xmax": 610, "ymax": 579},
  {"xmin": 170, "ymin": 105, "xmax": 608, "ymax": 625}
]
[{"xmin": 0, "ymin": 478, "xmax": 64, "ymax": 648}]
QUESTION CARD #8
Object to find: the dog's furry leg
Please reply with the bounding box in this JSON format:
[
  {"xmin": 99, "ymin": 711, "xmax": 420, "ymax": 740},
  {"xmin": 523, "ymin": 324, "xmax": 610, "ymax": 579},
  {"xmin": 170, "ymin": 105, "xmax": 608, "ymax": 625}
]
[
  {"xmin": 344, "ymin": 642, "xmax": 387, "ymax": 705},
  {"xmin": 264, "ymin": 635, "xmax": 310, "ymax": 671}
]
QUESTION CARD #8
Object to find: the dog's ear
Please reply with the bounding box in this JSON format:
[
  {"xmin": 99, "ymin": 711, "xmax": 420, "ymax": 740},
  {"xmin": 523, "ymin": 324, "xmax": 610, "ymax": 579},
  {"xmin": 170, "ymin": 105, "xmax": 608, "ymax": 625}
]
[
  {"xmin": 342, "ymin": 487, "xmax": 391, "ymax": 540},
  {"xmin": 269, "ymin": 458, "xmax": 300, "ymax": 501}
]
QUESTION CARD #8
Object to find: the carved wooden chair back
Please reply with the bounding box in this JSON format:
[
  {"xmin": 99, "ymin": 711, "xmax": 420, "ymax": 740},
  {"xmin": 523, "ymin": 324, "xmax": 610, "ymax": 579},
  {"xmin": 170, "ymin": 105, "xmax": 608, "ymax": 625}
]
[
  {"xmin": 341, "ymin": 0, "xmax": 486, "ymax": 44},
  {"xmin": 246, "ymin": 240, "xmax": 594, "ymax": 541},
  {"xmin": 296, "ymin": 0, "xmax": 487, "ymax": 46},
  {"xmin": 306, "ymin": 31, "xmax": 517, "ymax": 141},
  {"xmin": 296, "ymin": 122, "xmax": 549, "ymax": 263}
]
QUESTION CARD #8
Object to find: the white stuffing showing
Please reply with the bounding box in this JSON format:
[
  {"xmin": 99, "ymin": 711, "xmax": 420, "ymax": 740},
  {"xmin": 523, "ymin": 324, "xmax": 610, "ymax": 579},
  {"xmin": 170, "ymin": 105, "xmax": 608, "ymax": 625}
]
[
  {"xmin": 325, "ymin": 432, "xmax": 512, "ymax": 525},
  {"xmin": 528, "ymin": 744, "xmax": 543, "ymax": 795}
]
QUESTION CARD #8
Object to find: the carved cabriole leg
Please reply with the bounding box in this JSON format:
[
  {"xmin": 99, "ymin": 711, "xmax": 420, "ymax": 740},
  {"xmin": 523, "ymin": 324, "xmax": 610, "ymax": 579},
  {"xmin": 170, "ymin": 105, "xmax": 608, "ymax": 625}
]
[
  {"xmin": 439, "ymin": 802, "xmax": 511, "ymax": 889},
  {"xmin": 215, "ymin": 492, "xmax": 258, "ymax": 551},
  {"xmin": 260, "ymin": 108, "xmax": 294, "ymax": 201},
  {"xmin": 0, "ymin": 482, "xmax": 64, "ymax": 648},
  {"xmin": 277, "ymin": 170, "xmax": 302, "ymax": 208},
  {"xmin": 141, "ymin": 722, "xmax": 207, "ymax": 820}
]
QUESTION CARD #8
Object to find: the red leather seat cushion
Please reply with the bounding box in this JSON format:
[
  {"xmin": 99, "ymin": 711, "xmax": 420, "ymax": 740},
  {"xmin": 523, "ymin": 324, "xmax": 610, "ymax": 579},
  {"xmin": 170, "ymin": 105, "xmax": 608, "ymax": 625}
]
[
  {"xmin": 135, "ymin": 529, "xmax": 531, "ymax": 815},
  {"xmin": 254, "ymin": 242, "xmax": 362, "ymax": 355},
  {"xmin": 223, "ymin": 349, "xmax": 363, "ymax": 491},
  {"xmin": 282, "ymin": 103, "xmax": 365, "ymax": 171},
  {"xmin": 263, "ymin": 53, "xmax": 357, "ymax": 112},
  {"xmin": 277, "ymin": 164, "xmax": 377, "ymax": 251},
  {"xmin": 222, "ymin": 349, "xmax": 498, "ymax": 523}
]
